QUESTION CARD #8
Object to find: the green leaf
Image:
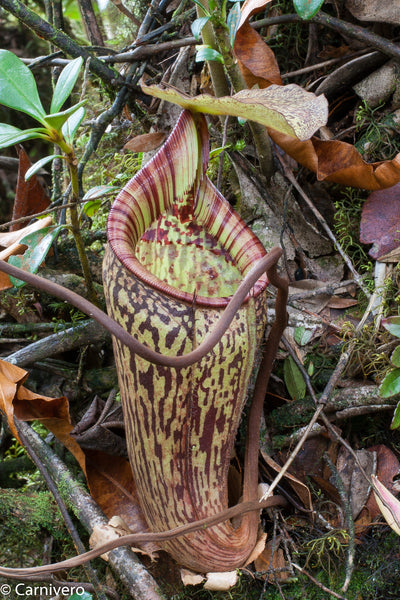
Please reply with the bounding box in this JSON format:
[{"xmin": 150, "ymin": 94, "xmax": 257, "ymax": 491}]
[
  {"xmin": 0, "ymin": 123, "xmax": 49, "ymax": 149},
  {"xmin": 0, "ymin": 50, "xmax": 46, "ymax": 123},
  {"xmin": 294, "ymin": 326, "xmax": 313, "ymax": 346},
  {"xmin": 68, "ymin": 593, "xmax": 92, "ymax": 600},
  {"xmin": 284, "ymin": 356, "xmax": 306, "ymax": 400},
  {"xmin": 82, "ymin": 184, "xmax": 120, "ymax": 201},
  {"xmin": 379, "ymin": 368, "xmax": 400, "ymax": 398},
  {"xmin": 25, "ymin": 154, "xmax": 64, "ymax": 181},
  {"xmin": 392, "ymin": 346, "xmax": 400, "ymax": 368},
  {"xmin": 192, "ymin": 0, "xmax": 211, "ymax": 16},
  {"xmin": 62, "ymin": 106, "xmax": 86, "ymax": 143},
  {"xmin": 44, "ymin": 100, "xmax": 87, "ymax": 132},
  {"xmin": 50, "ymin": 56, "xmax": 83, "ymax": 113},
  {"xmin": 83, "ymin": 199, "xmax": 102, "ymax": 217},
  {"xmin": 8, "ymin": 226, "xmax": 64, "ymax": 288},
  {"xmin": 209, "ymin": 145, "xmax": 229, "ymax": 159},
  {"xmin": 390, "ymin": 401, "xmax": 400, "ymax": 430},
  {"xmin": 382, "ymin": 316, "xmax": 400, "ymax": 339},
  {"xmin": 195, "ymin": 46, "xmax": 224, "ymax": 64},
  {"xmin": 191, "ymin": 16, "xmax": 211, "ymax": 41},
  {"xmin": 293, "ymin": 0, "xmax": 325, "ymax": 20},
  {"xmin": 227, "ymin": 1, "xmax": 241, "ymax": 46}
]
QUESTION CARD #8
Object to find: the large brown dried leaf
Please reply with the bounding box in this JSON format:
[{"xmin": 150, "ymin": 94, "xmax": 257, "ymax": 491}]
[
  {"xmin": 11, "ymin": 146, "xmax": 50, "ymax": 231},
  {"xmin": 234, "ymin": 0, "xmax": 281, "ymax": 88},
  {"xmin": 124, "ymin": 131, "xmax": 166, "ymax": 153},
  {"xmin": 0, "ymin": 358, "xmax": 85, "ymax": 470},
  {"xmin": 234, "ymin": 0, "xmax": 400, "ymax": 190},
  {"xmin": 85, "ymin": 449, "xmax": 158, "ymax": 555},
  {"xmin": 359, "ymin": 184, "xmax": 400, "ymax": 259}
]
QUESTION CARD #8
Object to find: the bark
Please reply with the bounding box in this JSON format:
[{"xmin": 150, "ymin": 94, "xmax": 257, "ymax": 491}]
[{"xmin": 5, "ymin": 319, "xmax": 109, "ymax": 367}]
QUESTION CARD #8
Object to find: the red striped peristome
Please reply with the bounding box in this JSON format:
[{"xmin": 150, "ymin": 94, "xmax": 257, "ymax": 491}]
[
  {"xmin": 107, "ymin": 109, "xmax": 268, "ymax": 307},
  {"xmin": 103, "ymin": 108, "xmax": 272, "ymax": 572}
]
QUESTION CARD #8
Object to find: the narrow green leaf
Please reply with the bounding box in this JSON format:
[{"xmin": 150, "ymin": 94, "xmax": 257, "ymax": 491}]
[
  {"xmin": 25, "ymin": 154, "xmax": 64, "ymax": 181},
  {"xmin": 0, "ymin": 50, "xmax": 46, "ymax": 122},
  {"xmin": 195, "ymin": 46, "xmax": 224, "ymax": 64},
  {"xmin": 209, "ymin": 145, "xmax": 229, "ymax": 159},
  {"xmin": 284, "ymin": 356, "xmax": 306, "ymax": 400},
  {"xmin": 62, "ymin": 106, "xmax": 86, "ymax": 143},
  {"xmin": 227, "ymin": 2, "xmax": 241, "ymax": 46},
  {"xmin": 8, "ymin": 226, "xmax": 64, "ymax": 288},
  {"xmin": 192, "ymin": 0, "xmax": 211, "ymax": 16},
  {"xmin": 391, "ymin": 346, "xmax": 400, "ymax": 368},
  {"xmin": 293, "ymin": 0, "xmax": 325, "ymax": 20},
  {"xmin": 191, "ymin": 16, "xmax": 211, "ymax": 41},
  {"xmin": 390, "ymin": 401, "xmax": 400, "ymax": 430},
  {"xmin": 82, "ymin": 184, "xmax": 120, "ymax": 201},
  {"xmin": 382, "ymin": 316, "xmax": 400, "ymax": 339},
  {"xmin": 379, "ymin": 368, "xmax": 400, "ymax": 398},
  {"xmin": 50, "ymin": 56, "xmax": 83, "ymax": 113},
  {"xmin": 0, "ymin": 124, "xmax": 49, "ymax": 149},
  {"xmin": 44, "ymin": 100, "xmax": 87, "ymax": 132}
]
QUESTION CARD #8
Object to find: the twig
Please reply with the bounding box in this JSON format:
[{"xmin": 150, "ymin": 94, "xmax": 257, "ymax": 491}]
[
  {"xmin": 77, "ymin": 0, "xmax": 104, "ymax": 47},
  {"xmin": 0, "ymin": 248, "xmax": 286, "ymax": 369},
  {"xmin": 5, "ymin": 319, "xmax": 109, "ymax": 367},
  {"xmin": 292, "ymin": 563, "xmax": 349, "ymax": 600},
  {"xmin": 324, "ymin": 454, "xmax": 355, "ymax": 593},
  {"xmin": 289, "ymin": 279, "xmax": 356, "ymax": 302},
  {"xmin": 110, "ymin": 0, "xmax": 141, "ymax": 27},
  {"xmin": 14, "ymin": 421, "xmax": 108, "ymax": 600},
  {"xmin": 252, "ymin": 13, "xmax": 400, "ymax": 63},
  {"xmin": 282, "ymin": 50, "xmax": 370, "ymax": 79},
  {"xmin": 5, "ymin": 421, "xmax": 167, "ymax": 599},
  {"xmin": 0, "ymin": 0, "xmax": 121, "ymax": 87},
  {"xmin": 0, "ymin": 199, "xmax": 104, "ymax": 230}
]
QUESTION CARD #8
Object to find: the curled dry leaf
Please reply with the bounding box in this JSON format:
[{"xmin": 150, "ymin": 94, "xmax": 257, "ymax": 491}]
[
  {"xmin": 89, "ymin": 516, "xmax": 132, "ymax": 561},
  {"xmin": 181, "ymin": 569, "xmax": 206, "ymax": 586},
  {"xmin": 141, "ymin": 81, "xmax": 328, "ymax": 141},
  {"xmin": 234, "ymin": 0, "xmax": 400, "ymax": 190},
  {"xmin": 123, "ymin": 131, "xmax": 166, "ymax": 153},
  {"xmin": 203, "ymin": 571, "xmax": 238, "ymax": 591},
  {"xmin": 0, "ymin": 358, "xmax": 85, "ymax": 470}
]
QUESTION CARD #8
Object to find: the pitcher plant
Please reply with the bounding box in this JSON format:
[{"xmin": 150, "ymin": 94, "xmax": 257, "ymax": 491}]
[{"xmin": 103, "ymin": 109, "xmax": 288, "ymax": 572}]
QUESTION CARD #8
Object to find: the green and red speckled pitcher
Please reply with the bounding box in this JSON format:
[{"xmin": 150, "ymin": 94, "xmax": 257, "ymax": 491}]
[{"xmin": 103, "ymin": 109, "xmax": 285, "ymax": 572}]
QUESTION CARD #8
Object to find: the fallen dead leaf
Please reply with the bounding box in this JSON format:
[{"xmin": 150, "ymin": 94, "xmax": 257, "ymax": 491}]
[
  {"xmin": 360, "ymin": 183, "xmax": 400, "ymax": 259},
  {"xmin": 124, "ymin": 131, "xmax": 166, "ymax": 153},
  {"xmin": 204, "ymin": 571, "xmax": 238, "ymax": 591},
  {"xmin": 11, "ymin": 146, "xmax": 50, "ymax": 232},
  {"xmin": 254, "ymin": 538, "xmax": 291, "ymax": 582}
]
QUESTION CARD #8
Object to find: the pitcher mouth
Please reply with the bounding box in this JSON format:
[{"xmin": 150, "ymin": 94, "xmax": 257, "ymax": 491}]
[{"xmin": 107, "ymin": 110, "xmax": 268, "ymax": 308}]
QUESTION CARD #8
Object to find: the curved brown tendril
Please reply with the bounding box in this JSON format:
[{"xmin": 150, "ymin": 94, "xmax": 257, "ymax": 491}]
[
  {"xmin": 0, "ymin": 247, "xmax": 284, "ymax": 369},
  {"xmin": 0, "ymin": 495, "xmax": 286, "ymax": 579}
]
